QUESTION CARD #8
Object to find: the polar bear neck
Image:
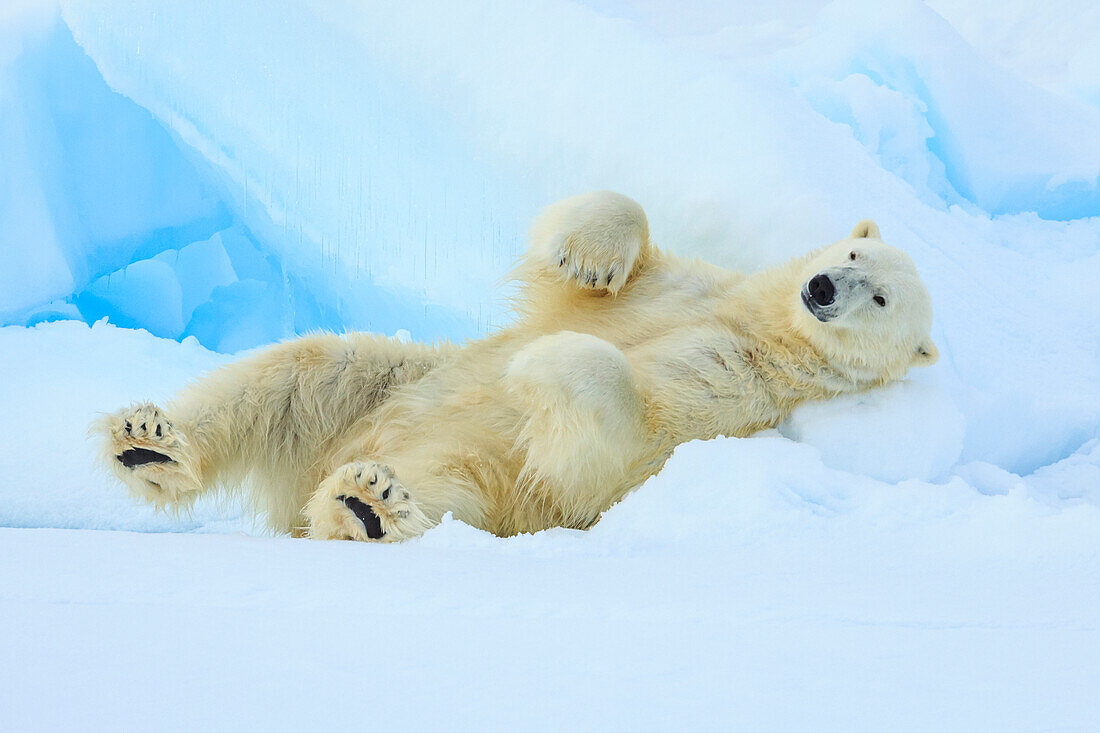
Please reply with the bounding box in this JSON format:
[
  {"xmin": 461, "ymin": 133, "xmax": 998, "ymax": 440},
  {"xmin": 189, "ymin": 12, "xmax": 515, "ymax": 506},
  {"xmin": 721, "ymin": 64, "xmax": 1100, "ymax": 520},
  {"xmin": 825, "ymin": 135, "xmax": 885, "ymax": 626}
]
[
  {"xmin": 677, "ymin": 257, "xmax": 891, "ymax": 434},
  {"xmin": 736, "ymin": 253, "xmax": 889, "ymax": 385},
  {"xmin": 633, "ymin": 317, "xmax": 876, "ymax": 449}
]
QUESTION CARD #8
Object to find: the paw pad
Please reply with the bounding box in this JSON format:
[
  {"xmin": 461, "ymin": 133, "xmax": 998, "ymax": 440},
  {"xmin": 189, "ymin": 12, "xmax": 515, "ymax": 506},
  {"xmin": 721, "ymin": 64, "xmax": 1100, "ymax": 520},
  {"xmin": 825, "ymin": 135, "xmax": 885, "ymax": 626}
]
[
  {"xmin": 337, "ymin": 495, "xmax": 385, "ymax": 539},
  {"xmin": 117, "ymin": 448, "xmax": 174, "ymax": 468}
]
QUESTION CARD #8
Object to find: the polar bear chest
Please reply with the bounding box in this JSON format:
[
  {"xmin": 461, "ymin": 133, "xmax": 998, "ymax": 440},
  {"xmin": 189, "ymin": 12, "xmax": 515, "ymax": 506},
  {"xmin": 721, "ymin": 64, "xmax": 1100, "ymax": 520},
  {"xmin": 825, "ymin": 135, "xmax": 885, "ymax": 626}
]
[{"xmin": 627, "ymin": 326, "xmax": 786, "ymax": 441}]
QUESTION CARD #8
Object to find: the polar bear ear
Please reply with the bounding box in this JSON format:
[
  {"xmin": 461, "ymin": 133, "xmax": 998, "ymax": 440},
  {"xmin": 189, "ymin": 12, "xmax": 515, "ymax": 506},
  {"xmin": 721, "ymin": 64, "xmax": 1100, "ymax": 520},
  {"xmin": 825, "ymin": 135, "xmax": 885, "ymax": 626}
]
[
  {"xmin": 913, "ymin": 339, "xmax": 939, "ymax": 366},
  {"xmin": 851, "ymin": 220, "xmax": 881, "ymax": 239}
]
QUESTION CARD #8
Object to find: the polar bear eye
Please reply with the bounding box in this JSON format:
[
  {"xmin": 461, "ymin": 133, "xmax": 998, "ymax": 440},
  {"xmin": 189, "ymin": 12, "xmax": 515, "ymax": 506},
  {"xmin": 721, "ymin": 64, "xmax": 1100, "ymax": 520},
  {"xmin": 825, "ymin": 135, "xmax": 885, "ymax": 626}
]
[
  {"xmin": 849, "ymin": 251, "xmax": 857, "ymax": 260},
  {"xmin": 873, "ymin": 295, "xmax": 887, "ymax": 307}
]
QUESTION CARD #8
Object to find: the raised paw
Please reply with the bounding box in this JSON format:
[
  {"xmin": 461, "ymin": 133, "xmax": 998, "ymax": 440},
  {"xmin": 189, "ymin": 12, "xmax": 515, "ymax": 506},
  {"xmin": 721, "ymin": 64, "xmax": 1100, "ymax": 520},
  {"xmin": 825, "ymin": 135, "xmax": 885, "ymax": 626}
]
[
  {"xmin": 556, "ymin": 246, "xmax": 629, "ymax": 293},
  {"xmin": 530, "ymin": 191, "xmax": 649, "ymax": 295},
  {"xmin": 91, "ymin": 403, "xmax": 200, "ymax": 509},
  {"xmin": 305, "ymin": 461, "xmax": 432, "ymax": 543}
]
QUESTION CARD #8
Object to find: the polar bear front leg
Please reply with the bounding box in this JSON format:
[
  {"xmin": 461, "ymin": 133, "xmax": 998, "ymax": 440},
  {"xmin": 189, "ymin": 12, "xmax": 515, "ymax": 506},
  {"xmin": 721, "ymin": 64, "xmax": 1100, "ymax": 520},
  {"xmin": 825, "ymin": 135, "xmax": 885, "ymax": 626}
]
[
  {"xmin": 91, "ymin": 403, "xmax": 204, "ymax": 511},
  {"xmin": 506, "ymin": 331, "xmax": 648, "ymax": 525},
  {"xmin": 305, "ymin": 461, "xmax": 434, "ymax": 542},
  {"xmin": 527, "ymin": 191, "xmax": 650, "ymax": 295}
]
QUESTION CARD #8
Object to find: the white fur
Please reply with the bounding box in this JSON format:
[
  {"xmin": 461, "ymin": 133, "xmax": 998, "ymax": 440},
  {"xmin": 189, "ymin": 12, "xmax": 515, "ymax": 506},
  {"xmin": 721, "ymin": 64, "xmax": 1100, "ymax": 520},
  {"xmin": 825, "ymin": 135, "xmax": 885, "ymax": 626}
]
[
  {"xmin": 527, "ymin": 190, "xmax": 649, "ymax": 295},
  {"xmin": 506, "ymin": 331, "xmax": 647, "ymax": 525},
  {"xmin": 92, "ymin": 192, "xmax": 937, "ymax": 541}
]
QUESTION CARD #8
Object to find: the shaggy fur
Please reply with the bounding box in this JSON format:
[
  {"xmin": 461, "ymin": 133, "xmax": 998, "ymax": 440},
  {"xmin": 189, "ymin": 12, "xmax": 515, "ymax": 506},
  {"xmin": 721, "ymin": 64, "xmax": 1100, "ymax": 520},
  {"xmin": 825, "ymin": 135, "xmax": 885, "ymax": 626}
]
[{"xmin": 93, "ymin": 191, "xmax": 937, "ymax": 542}]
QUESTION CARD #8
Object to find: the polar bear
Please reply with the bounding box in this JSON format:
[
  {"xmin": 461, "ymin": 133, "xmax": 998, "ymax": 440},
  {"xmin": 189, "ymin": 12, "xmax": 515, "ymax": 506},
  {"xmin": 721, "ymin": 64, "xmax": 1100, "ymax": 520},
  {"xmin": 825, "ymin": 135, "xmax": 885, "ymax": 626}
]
[{"xmin": 93, "ymin": 191, "xmax": 937, "ymax": 541}]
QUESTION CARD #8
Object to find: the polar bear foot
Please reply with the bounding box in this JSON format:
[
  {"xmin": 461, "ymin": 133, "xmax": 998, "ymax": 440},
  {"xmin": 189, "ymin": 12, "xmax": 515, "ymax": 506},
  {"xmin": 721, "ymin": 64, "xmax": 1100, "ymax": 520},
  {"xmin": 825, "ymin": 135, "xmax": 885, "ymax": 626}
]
[
  {"xmin": 93, "ymin": 402, "xmax": 202, "ymax": 510},
  {"xmin": 305, "ymin": 461, "xmax": 432, "ymax": 542},
  {"xmin": 530, "ymin": 191, "xmax": 649, "ymax": 295}
]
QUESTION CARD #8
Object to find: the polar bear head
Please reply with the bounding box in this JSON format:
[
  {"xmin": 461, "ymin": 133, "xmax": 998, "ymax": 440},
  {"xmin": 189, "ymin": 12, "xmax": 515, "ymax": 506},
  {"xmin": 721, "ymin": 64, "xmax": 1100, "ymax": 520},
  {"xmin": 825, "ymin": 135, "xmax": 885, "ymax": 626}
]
[{"xmin": 793, "ymin": 220, "xmax": 938, "ymax": 383}]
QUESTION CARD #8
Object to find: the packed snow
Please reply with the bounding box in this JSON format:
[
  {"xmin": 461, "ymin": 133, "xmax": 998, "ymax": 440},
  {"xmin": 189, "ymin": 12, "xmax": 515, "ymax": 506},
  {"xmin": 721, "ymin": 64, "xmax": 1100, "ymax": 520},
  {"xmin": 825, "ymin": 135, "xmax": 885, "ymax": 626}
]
[{"xmin": 1, "ymin": 0, "xmax": 1098, "ymax": 730}]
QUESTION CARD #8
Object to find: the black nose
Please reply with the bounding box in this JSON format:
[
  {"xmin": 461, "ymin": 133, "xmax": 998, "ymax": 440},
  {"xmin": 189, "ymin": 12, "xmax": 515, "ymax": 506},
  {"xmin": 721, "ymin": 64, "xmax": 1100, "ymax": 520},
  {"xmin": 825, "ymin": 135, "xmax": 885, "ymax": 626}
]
[{"xmin": 808, "ymin": 274, "xmax": 835, "ymax": 306}]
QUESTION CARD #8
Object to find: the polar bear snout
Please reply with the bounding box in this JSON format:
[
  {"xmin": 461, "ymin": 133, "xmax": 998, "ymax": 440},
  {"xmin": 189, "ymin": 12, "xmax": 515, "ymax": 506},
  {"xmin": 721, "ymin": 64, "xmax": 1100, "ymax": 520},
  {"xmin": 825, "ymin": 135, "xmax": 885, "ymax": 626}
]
[
  {"xmin": 807, "ymin": 274, "xmax": 835, "ymax": 306},
  {"xmin": 802, "ymin": 273, "xmax": 838, "ymax": 322}
]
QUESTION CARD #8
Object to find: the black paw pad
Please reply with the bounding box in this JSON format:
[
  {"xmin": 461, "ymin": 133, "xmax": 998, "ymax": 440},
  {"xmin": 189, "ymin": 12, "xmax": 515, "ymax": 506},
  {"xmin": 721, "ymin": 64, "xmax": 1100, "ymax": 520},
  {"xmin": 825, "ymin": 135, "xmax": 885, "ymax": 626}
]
[
  {"xmin": 337, "ymin": 495, "xmax": 385, "ymax": 539},
  {"xmin": 117, "ymin": 448, "xmax": 174, "ymax": 468}
]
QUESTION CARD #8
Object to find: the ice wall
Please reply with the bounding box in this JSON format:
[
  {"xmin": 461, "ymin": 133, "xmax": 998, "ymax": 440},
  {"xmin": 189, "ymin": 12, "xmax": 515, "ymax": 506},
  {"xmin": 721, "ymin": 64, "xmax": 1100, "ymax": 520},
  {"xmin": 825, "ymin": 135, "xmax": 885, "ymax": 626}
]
[
  {"xmin": 0, "ymin": 16, "xmax": 228, "ymax": 322},
  {"xmin": 59, "ymin": 0, "xmax": 531, "ymax": 337},
  {"xmin": 780, "ymin": 1, "xmax": 1100, "ymax": 220},
  {"xmin": 1, "ymin": 7, "xmax": 476, "ymax": 348}
]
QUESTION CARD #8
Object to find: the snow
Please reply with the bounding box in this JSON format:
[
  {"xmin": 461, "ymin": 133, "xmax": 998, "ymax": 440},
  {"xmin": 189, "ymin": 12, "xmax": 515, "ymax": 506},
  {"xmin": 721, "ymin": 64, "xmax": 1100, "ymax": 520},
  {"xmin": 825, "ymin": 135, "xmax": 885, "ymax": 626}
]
[
  {"xmin": 927, "ymin": 0, "xmax": 1100, "ymax": 109},
  {"xmin": 4, "ymin": 512, "xmax": 1099, "ymax": 731},
  {"xmin": 1, "ymin": 0, "xmax": 1099, "ymax": 729},
  {"xmin": 0, "ymin": 321, "xmax": 237, "ymax": 532},
  {"xmin": 778, "ymin": 374, "xmax": 966, "ymax": 483},
  {"xmin": 2, "ymin": 307, "xmax": 1098, "ymax": 732},
  {"xmin": 779, "ymin": 0, "xmax": 1100, "ymax": 220},
  {"xmin": 2, "ymin": 322, "xmax": 1099, "ymax": 732}
]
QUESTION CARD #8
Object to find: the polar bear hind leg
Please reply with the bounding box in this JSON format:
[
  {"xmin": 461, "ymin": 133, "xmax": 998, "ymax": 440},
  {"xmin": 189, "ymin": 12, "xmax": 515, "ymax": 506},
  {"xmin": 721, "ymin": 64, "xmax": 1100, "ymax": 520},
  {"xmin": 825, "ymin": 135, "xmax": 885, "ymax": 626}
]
[
  {"xmin": 91, "ymin": 402, "xmax": 204, "ymax": 511},
  {"xmin": 304, "ymin": 460, "xmax": 434, "ymax": 542},
  {"xmin": 92, "ymin": 333, "xmax": 447, "ymax": 532}
]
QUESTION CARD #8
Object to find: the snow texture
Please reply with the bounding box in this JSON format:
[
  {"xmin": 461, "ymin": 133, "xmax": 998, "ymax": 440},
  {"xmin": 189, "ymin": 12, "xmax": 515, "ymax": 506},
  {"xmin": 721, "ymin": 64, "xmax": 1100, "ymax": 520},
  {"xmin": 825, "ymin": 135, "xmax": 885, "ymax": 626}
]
[{"xmin": 1, "ymin": 0, "xmax": 1099, "ymax": 729}]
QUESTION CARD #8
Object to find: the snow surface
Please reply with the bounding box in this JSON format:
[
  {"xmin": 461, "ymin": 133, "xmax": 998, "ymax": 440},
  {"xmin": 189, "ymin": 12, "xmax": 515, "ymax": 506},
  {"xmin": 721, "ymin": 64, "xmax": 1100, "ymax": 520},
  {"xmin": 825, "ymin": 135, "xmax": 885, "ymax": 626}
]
[
  {"xmin": 1, "ymin": 0, "xmax": 1099, "ymax": 729},
  {"xmin": 2, "ymin": 321, "xmax": 1098, "ymax": 731}
]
